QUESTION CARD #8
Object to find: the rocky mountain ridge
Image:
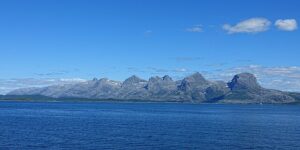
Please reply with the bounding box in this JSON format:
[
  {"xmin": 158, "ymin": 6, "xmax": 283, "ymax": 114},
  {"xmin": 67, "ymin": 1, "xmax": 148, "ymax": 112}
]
[{"xmin": 7, "ymin": 72, "xmax": 300, "ymax": 104}]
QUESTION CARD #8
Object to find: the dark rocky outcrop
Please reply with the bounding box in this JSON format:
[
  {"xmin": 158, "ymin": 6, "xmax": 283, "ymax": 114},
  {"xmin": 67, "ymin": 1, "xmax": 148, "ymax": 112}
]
[
  {"xmin": 228, "ymin": 73, "xmax": 262, "ymax": 91},
  {"xmin": 221, "ymin": 73, "xmax": 295, "ymax": 104}
]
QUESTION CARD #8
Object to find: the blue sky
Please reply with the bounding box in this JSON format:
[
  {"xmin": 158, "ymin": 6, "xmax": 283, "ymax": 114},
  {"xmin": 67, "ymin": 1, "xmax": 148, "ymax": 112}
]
[{"xmin": 0, "ymin": 0, "xmax": 300, "ymax": 93}]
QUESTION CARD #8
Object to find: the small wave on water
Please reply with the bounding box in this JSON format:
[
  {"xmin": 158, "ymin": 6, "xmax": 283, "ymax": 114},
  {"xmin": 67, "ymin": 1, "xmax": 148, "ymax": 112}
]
[{"xmin": 0, "ymin": 101, "xmax": 300, "ymax": 149}]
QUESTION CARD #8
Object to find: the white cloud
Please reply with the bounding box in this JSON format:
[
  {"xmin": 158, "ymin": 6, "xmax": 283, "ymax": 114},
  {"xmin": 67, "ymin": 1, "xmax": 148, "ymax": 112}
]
[
  {"xmin": 144, "ymin": 30, "xmax": 153, "ymax": 36},
  {"xmin": 174, "ymin": 56, "xmax": 202, "ymax": 62},
  {"xmin": 223, "ymin": 18, "xmax": 271, "ymax": 34},
  {"xmin": 147, "ymin": 67, "xmax": 190, "ymax": 73},
  {"xmin": 59, "ymin": 78, "xmax": 87, "ymax": 82},
  {"xmin": 173, "ymin": 68, "xmax": 188, "ymax": 72},
  {"xmin": 275, "ymin": 19, "xmax": 298, "ymax": 31},
  {"xmin": 186, "ymin": 25, "xmax": 203, "ymax": 32}
]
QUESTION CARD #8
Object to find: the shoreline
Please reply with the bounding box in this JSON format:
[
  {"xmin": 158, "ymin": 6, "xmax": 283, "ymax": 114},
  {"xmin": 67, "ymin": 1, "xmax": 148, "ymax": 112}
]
[{"xmin": 0, "ymin": 98, "xmax": 299, "ymax": 105}]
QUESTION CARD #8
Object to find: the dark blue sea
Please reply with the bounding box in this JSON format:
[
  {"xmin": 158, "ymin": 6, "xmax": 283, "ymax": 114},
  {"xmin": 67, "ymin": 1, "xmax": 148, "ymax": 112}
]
[{"xmin": 0, "ymin": 101, "xmax": 300, "ymax": 149}]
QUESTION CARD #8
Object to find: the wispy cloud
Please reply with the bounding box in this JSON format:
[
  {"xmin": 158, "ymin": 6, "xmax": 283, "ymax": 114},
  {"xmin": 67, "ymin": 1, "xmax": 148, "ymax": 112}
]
[
  {"xmin": 186, "ymin": 25, "xmax": 203, "ymax": 32},
  {"xmin": 35, "ymin": 71, "xmax": 69, "ymax": 76},
  {"xmin": 173, "ymin": 56, "xmax": 203, "ymax": 62},
  {"xmin": 173, "ymin": 68, "xmax": 188, "ymax": 72},
  {"xmin": 127, "ymin": 67, "xmax": 193, "ymax": 79},
  {"xmin": 205, "ymin": 63, "xmax": 227, "ymax": 68},
  {"xmin": 35, "ymin": 69, "xmax": 80, "ymax": 77},
  {"xmin": 275, "ymin": 19, "xmax": 298, "ymax": 31},
  {"xmin": 144, "ymin": 30, "xmax": 153, "ymax": 36},
  {"xmin": 147, "ymin": 67, "xmax": 194, "ymax": 80},
  {"xmin": 147, "ymin": 67, "xmax": 190, "ymax": 73},
  {"xmin": 223, "ymin": 18, "xmax": 271, "ymax": 34}
]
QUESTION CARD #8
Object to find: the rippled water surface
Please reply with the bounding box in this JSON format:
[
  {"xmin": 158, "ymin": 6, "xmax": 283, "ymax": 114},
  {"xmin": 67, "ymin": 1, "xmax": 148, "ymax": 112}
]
[{"xmin": 0, "ymin": 101, "xmax": 300, "ymax": 149}]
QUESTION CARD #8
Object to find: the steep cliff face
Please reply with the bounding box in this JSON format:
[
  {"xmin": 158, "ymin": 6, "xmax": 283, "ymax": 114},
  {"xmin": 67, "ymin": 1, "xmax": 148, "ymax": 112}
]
[
  {"xmin": 118, "ymin": 75, "xmax": 149, "ymax": 100},
  {"xmin": 227, "ymin": 73, "xmax": 262, "ymax": 91},
  {"xmin": 222, "ymin": 73, "xmax": 295, "ymax": 104},
  {"xmin": 146, "ymin": 76, "xmax": 177, "ymax": 93},
  {"xmin": 204, "ymin": 81, "xmax": 229, "ymax": 102},
  {"xmin": 176, "ymin": 73, "xmax": 207, "ymax": 102},
  {"xmin": 7, "ymin": 72, "xmax": 299, "ymax": 104}
]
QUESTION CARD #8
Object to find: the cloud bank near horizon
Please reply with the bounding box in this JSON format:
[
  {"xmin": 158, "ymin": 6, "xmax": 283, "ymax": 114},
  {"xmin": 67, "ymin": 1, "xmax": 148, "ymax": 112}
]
[
  {"xmin": 186, "ymin": 25, "xmax": 203, "ymax": 32},
  {"xmin": 0, "ymin": 78, "xmax": 86, "ymax": 95}
]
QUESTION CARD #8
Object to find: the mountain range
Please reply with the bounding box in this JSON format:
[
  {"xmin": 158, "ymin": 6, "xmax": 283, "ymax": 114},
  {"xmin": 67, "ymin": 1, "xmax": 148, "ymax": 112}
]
[{"xmin": 5, "ymin": 72, "xmax": 300, "ymax": 104}]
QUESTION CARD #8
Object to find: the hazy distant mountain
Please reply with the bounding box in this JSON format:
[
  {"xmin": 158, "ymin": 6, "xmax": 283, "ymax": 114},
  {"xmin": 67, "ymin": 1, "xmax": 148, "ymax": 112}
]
[{"xmin": 6, "ymin": 72, "xmax": 300, "ymax": 104}]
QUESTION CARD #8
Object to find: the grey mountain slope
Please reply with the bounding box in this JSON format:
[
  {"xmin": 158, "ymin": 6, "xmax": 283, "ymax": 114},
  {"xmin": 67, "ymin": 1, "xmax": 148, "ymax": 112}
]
[
  {"xmin": 7, "ymin": 72, "xmax": 300, "ymax": 104},
  {"xmin": 287, "ymin": 92, "xmax": 300, "ymax": 102},
  {"xmin": 221, "ymin": 73, "xmax": 295, "ymax": 103}
]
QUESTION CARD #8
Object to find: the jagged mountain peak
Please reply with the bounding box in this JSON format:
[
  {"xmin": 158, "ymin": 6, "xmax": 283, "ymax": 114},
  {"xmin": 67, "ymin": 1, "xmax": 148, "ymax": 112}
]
[
  {"xmin": 178, "ymin": 72, "xmax": 210, "ymax": 92},
  {"xmin": 148, "ymin": 75, "xmax": 173, "ymax": 82},
  {"xmin": 183, "ymin": 72, "xmax": 209, "ymax": 84},
  {"xmin": 149, "ymin": 76, "xmax": 161, "ymax": 81},
  {"xmin": 124, "ymin": 75, "xmax": 146, "ymax": 83},
  {"xmin": 6, "ymin": 72, "xmax": 299, "ymax": 104},
  {"xmin": 98, "ymin": 78, "xmax": 109, "ymax": 82},
  {"xmin": 145, "ymin": 75, "xmax": 176, "ymax": 93},
  {"xmin": 121, "ymin": 75, "xmax": 147, "ymax": 89},
  {"xmin": 227, "ymin": 72, "xmax": 262, "ymax": 91},
  {"xmin": 162, "ymin": 75, "xmax": 173, "ymax": 81}
]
